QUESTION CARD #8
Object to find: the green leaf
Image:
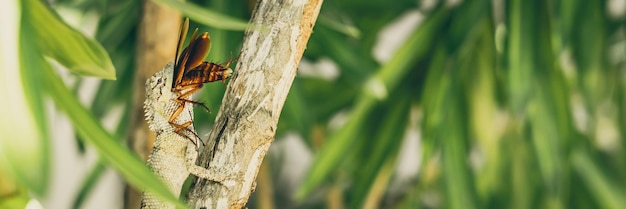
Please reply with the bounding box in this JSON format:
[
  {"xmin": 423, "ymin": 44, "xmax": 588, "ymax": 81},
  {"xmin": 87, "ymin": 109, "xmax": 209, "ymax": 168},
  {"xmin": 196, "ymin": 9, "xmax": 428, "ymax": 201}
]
[
  {"xmin": 506, "ymin": 0, "xmax": 567, "ymax": 200},
  {"xmin": 40, "ymin": 60, "xmax": 185, "ymax": 208},
  {"xmin": 72, "ymin": 161, "xmax": 106, "ymax": 209},
  {"xmin": 374, "ymin": 6, "xmax": 448, "ymax": 95},
  {"xmin": 423, "ymin": 45, "xmax": 478, "ymax": 209},
  {"xmin": 567, "ymin": 0, "xmax": 608, "ymax": 108},
  {"xmin": 350, "ymin": 95, "xmax": 410, "ymax": 208},
  {"xmin": 461, "ymin": 18, "xmax": 499, "ymax": 193},
  {"xmin": 295, "ymin": 6, "xmax": 449, "ymax": 199},
  {"xmin": 506, "ymin": 132, "xmax": 537, "ymax": 209},
  {"xmin": 0, "ymin": 0, "xmax": 50, "ymax": 196},
  {"xmin": 506, "ymin": 0, "xmax": 557, "ymax": 113},
  {"xmin": 318, "ymin": 15, "xmax": 361, "ymax": 38},
  {"xmin": 24, "ymin": 0, "xmax": 116, "ymax": 80},
  {"xmin": 278, "ymin": 81, "xmax": 313, "ymax": 139},
  {"xmin": 572, "ymin": 150, "xmax": 626, "ymax": 209},
  {"xmin": 152, "ymin": 0, "xmax": 248, "ymax": 31},
  {"xmin": 308, "ymin": 27, "xmax": 377, "ymax": 83},
  {"xmin": 440, "ymin": 86, "xmax": 477, "ymax": 209},
  {"xmin": 0, "ymin": 176, "xmax": 29, "ymax": 209}
]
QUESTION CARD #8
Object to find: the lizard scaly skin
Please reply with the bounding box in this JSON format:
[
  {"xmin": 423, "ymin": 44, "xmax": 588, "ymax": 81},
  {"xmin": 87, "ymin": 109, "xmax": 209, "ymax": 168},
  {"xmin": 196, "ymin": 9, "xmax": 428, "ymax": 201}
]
[{"xmin": 140, "ymin": 62, "xmax": 231, "ymax": 209}]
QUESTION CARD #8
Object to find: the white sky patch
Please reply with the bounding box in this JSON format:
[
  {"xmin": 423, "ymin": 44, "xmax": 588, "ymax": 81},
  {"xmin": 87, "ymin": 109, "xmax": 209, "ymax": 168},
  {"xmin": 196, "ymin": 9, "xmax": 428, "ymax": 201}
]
[
  {"xmin": 608, "ymin": 0, "xmax": 626, "ymax": 19},
  {"xmin": 365, "ymin": 77, "xmax": 388, "ymax": 100},
  {"xmin": 270, "ymin": 133, "xmax": 313, "ymax": 194},
  {"xmin": 81, "ymin": 168, "xmax": 124, "ymax": 209},
  {"xmin": 595, "ymin": 101, "xmax": 621, "ymax": 153},
  {"xmin": 25, "ymin": 199, "xmax": 44, "ymax": 209},
  {"xmin": 298, "ymin": 57, "xmax": 340, "ymax": 81},
  {"xmin": 101, "ymin": 104, "xmax": 125, "ymax": 132},
  {"xmin": 395, "ymin": 107, "xmax": 423, "ymax": 184},
  {"xmin": 78, "ymin": 76, "xmax": 102, "ymax": 108},
  {"xmin": 42, "ymin": 104, "xmax": 93, "ymax": 209},
  {"xmin": 327, "ymin": 110, "xmax": 350, "ymax": 132},
  {"xmin": 52, "ymin": 6, "xmax": 100, "ymax": 37},
  {"xmin": 421, "ymin": 0, "xmax": 439, "ymax": 10},
  {"xmin": 570, "ymin": 93, "xmax": 589, "ymax": 133},
  {"xmin": 393, "ymin": 126, "xmax": 421, "ymax": 180},
  {"xmin": 372, "ymin": 10, "xmax": 424, "ymax": 63},
  {"xmin": 389, "ymin": 106, "xmax": 421, "ymax": 193}
]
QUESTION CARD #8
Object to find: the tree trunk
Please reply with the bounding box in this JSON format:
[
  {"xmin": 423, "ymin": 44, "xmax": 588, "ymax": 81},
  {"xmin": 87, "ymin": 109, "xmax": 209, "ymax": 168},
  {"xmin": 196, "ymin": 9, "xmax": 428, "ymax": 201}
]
[{"xmin": 186, "ymin": 0, "xmax": 323, "ymax": 208}]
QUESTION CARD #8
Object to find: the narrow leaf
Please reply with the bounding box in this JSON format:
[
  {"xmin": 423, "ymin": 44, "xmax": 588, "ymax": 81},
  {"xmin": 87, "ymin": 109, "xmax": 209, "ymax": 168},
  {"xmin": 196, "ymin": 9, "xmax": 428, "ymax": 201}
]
[
  {"xmin": 506, "ymin": 0, "xmax": 566, "ymax": 199},
  {"xmin": 152, "ymin": 0, "xmax": 249, "ymax": 31},
  {"xmin": 40, "ymin": 62, "xmax": 185, "ymax": 208},
  {"xmin": 296, "ymin": 6, "xmax": 449, "ymax": 199},
  {"xmin": 351, "ymin": 95, "xmax": 410, "ymax": 208},
  {"xmin": 0, "ymin": 0, "xmax": 50, "ymax": 195},
  {"xmin": 572, "ymin": 150, "xmax": 626, "ymax": 209},
  {"xmin": 24, "ymin": 0, "xmax": 116, "ymax": 80}
]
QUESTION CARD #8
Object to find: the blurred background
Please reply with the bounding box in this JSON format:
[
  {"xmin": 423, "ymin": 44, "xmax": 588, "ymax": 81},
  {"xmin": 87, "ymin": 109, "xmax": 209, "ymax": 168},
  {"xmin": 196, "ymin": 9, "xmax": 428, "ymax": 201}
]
[{"xmin": 2, "ymin": 0, "xmax": 626, "ymax": 208}]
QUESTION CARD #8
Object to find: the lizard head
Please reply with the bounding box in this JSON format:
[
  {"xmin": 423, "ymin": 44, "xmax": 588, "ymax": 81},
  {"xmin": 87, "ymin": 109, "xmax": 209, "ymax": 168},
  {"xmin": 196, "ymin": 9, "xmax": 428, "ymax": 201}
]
[{"xmin": 144, "ymin": 62, "xmax": 176, "ymax": 132}]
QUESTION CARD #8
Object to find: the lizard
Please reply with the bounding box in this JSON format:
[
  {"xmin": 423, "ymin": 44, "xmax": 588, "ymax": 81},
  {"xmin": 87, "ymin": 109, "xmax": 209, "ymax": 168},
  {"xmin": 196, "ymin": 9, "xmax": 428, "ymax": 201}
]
[
  {"xmin": 140, "ymin": 18, "xmax": 234, "ymax": 209},
  {"xmin": 140, "ymin": 62, "xmax": 232, "ymax": 209}
]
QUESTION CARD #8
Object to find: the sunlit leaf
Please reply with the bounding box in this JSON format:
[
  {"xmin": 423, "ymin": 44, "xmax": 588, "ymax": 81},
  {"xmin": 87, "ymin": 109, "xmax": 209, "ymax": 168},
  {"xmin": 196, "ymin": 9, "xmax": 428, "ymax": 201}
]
[
  {"xmin": 572, "ymin": 150, "xmax": 626, "ymax": 209},
  {"xmin": 40, "ymin": 61, "xmax": 184, "ymax": 208},
  {"xmin": 296, "ymin": 6, "xmax": 449, "ymax": 199},
  {"xmin": 506, "ymin": 0, "xmax": 567, "ymax": 199},
  {"xmin": 24, "ymin": 0, "xmax": 116, "ymax": 80},
  {"xmin": 152, "ymin": 0, "xmax": 248, "ymax": 31},
  {"xmin": 423, "ymin": 45, "xmax": 478, "ymax": 209},
  {"xmin": 568, "ymin": 1, "xmax": 608, "ymax": 107},
  {"xmin": 350, "ymin": 95, "xmax": 409, "ymax": 208},
  {"xmin": 0, "ymin": 0, "xmax": 49, "ymax": 196},
  {"xmin": 318, "ymin": 15, "xmax": 361, "ymax": 38},
  {"xmin": 72, "ymin": 162, "xmax": 106, "ymax": 209}
]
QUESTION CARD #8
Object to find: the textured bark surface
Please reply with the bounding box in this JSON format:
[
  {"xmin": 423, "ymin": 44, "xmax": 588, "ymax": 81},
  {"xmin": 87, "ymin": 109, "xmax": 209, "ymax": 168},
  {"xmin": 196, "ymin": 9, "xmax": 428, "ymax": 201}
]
[
  {"xmin": 126, "ymin": 1, "xmax": 181, "ymax": 208},
  {"xmin": 186, "ymin": 0, "xmax": 323, "ymax": 208}
]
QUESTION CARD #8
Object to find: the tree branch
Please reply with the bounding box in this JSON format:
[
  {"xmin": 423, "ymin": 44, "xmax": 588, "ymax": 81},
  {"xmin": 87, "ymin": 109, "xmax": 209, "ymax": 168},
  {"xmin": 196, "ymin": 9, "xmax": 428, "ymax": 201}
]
[{"xmin": 186, "ymin": 0, "xmax": 323, "ymax": 208}]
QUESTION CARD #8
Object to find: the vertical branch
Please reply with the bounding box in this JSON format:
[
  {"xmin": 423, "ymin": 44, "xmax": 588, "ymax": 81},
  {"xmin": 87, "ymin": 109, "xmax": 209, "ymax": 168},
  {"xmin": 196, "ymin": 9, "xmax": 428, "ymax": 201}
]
[
  {"xmin": 187, "ymin": 0, "xmax": 323, "ymax": 208},
  {"xmin": 126, "ymin": 1, "xmax": 181, "ymax": 208}
]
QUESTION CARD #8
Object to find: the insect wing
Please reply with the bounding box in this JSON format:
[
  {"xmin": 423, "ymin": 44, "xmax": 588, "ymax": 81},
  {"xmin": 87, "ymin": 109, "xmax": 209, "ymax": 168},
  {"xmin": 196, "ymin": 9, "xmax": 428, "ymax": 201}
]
[
  {"xmin": 173, "ymin": 28, "xmax": 199, "ymax": 88},
  {"xmin": 173, "ymin": 28, "xmax": 211, "ymax": 89},
  {"xmin": 173, "ymin": 18, "xmax": 190, "ymax": 88},
  {"xmin": 184, "ymin": 32, "xmax": 211, "ymax": 73}
]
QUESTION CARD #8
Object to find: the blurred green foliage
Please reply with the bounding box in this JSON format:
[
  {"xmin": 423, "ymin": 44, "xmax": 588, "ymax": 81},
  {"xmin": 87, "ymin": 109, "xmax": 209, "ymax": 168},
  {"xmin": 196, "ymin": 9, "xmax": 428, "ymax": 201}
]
[{"xmin": 3, "ymin": 0, "xmax": 626, "ymax": 209}]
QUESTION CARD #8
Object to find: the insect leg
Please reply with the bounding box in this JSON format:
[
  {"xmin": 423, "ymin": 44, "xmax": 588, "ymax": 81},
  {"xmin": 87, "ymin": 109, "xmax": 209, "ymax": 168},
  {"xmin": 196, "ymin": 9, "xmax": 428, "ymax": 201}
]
[
  {"xmin": 170, "ymin": 121, "xmax": 206, "ymax": 148},
  {"xmin": 174, "ymin": 84, "xmax": 211, "ymax": 112},
  {"xmin": 167, "ymin": 103, "xmax": 202, "ymax": 147}
]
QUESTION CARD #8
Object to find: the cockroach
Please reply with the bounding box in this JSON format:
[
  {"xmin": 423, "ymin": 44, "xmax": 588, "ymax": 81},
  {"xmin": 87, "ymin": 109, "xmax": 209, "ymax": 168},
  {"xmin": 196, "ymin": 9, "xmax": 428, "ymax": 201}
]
[{"xmin": 167, "ymin": 18, "xmax": 234, "ymax": 147}]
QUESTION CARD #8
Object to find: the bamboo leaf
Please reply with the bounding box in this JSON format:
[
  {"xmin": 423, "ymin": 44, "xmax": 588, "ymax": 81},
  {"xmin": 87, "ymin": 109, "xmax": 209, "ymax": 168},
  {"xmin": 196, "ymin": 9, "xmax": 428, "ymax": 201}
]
[
  {"xmin": 23, "ymin": 0, "xmax": 116, "ymax": 80},
  {"xmin": 350, "ymin": 95, "xmax": 410, "ymax": 208},
  {"xmin": 0, "ymin": 0, "xmax": 50, "ymax": 196},
  {"xmin": 152, "ymin": 0, "xmax": 248, "ymax": 31},
  {"xmin": 568, "ymin": 1, "xmax": 608, "ymax": 106},
  {"xmin": 40, "ymin": 61, "xmax": 185, "ymax": 208},
  {"xmin": 423, "ymin": 46, "xmax": 478, "ymax": 209},
  {"xmin": 295, "ymin": 6, "xmax": 448, "ymax": 199},
  {"xmin": 71, "ymin": 161, "xmax": 106, "ymax": 209},
  {"xmin": 572, "ymin": 150, "xmax": 626, "ymax": 209},
  {"xmin": 318, "ymin": 15, "xmax": 361, "ymax": 38},
  {"xmin": 506, "ymin": 0, "xmax": 566, "ymax": 201}
]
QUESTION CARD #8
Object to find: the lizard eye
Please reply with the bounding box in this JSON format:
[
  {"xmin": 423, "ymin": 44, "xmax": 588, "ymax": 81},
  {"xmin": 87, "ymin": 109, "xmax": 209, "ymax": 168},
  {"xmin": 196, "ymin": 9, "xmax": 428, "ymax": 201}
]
[{"xmin": 157, "ymin": 78, "xmax": 162, "ymax": 84}]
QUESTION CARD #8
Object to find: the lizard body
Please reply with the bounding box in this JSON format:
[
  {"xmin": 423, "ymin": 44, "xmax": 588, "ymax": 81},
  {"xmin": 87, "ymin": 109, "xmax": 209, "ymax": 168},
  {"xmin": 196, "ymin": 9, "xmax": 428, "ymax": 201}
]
[{"xmin": 140, "ymin": 62, "xmax": 231, "ymax": 209}]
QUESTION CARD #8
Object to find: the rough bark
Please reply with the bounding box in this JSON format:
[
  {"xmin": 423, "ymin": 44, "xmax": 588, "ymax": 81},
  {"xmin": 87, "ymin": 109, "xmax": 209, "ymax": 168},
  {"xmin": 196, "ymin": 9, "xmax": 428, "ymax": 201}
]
[
  {"xmin": 186, "ymin": 0, "xmax": 323, "ymax": 208},
  {"xmin": 126, "ymin": 1, "xmax": 181, "ymax": 208}
]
